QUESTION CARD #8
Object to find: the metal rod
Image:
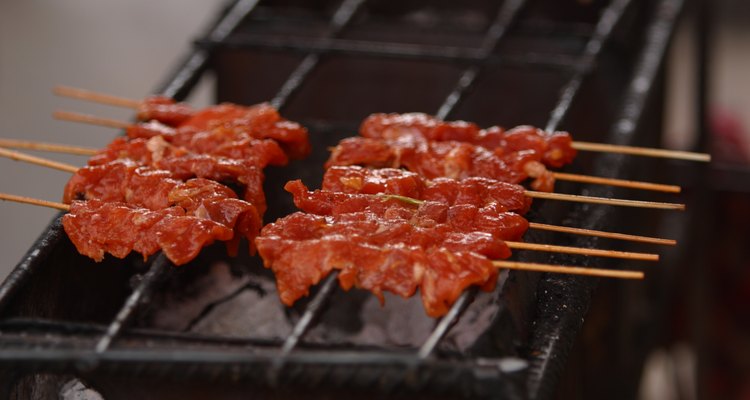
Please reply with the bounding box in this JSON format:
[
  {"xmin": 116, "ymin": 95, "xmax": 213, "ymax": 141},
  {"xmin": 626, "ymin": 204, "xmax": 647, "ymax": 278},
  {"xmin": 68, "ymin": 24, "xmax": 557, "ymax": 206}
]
[
  {"xmin": 85, "ymin": 0, "xmax": 262, "ymax": 358},
  {"xmin": 269, "ymin": 273, "xmax": 338, "ymax": 381},
  {"xmin": 526, "ymin": 1, "xmax": 685, "ymax": 397},
  {"xmin": 158, "ymin": 0, "xmax": 262, "ymax": 99},
  {"xmin": 197, "ymin": 36, "xmax": 584, "ymax": 71},
  {"xmin": 94, "ymin": 256, "xmax": 170, "ymax": 354},
  {"xmin": 265, "ymin": 0, "xmax": 369, "ymax": 368},
  {"xmin": 436, "ymin": 0, "xmax": 528, "ymax": 119},
  {"xmin": 417, "ymin": 290, "xmax": 475, "ymax": 360},
  {"xmin": 415, "ymin": 0, "xmax": 530, "ymax": 362},
  {"xmin": 270, "ymin": 0, "xmax": 366, "ymax": 110},
  {"xmin": 544, "ymin": 0, "xmax": 634, "ymax": 132}
]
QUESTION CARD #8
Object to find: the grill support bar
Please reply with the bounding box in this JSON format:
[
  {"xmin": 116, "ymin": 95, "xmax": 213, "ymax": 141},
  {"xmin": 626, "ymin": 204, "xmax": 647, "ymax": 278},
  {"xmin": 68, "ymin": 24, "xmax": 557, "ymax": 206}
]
[
  {"xmin": 526, "ymin": 1, "xmax": 684, "ymax": 398},
  {"xmin": 421, "ymin": 0, "xmax": 636, "ymax": 362},
  {"xmin": 0, "ymin": 1, "xmax": 689, "ymax": 397},
  {"xmin": 159, "ymin": 0, "xmax": 262, "ymax": 100},
  {"xmin": 269, "ymin": 0, "xmax": 367, "ymax": 110},
  {"xmin": 87, "ymin": 0, "xmax": 262, "ymax": 357},
  {"xmin": 544, "ymin": 0, "xmax": 634, "ymax": 132},
  {"xmin": 94, "ymin": 256, "xmax": 169, "ymax": 354},
  {"xmin": 197, "ymin": 36, "xmax": 585, "ymax": 71},
  {"xmin": 436, "ymin": 0, "xmax": 528, "ymax": 120}
]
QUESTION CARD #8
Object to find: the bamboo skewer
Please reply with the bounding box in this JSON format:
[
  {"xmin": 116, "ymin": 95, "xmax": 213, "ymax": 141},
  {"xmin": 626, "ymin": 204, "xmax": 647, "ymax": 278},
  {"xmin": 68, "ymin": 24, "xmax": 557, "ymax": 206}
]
[
  {"xmin": 551, "ymin": 172, "xmax": 680, "ymax": 193},
  {"xmin": 0, "ymin": 193, "xmax": 70, "ymax": 211},
  {"xmin": 0, "ymin": 138, "xmax": 97, "ymax": 156},
  {"xmin": 0, "ymin": 148, "xmax": 662, "ymax": 261},
  {"xmin": 525, "ymin": 190, "xmax": 685, "ymax": 210},
  {"xmin": 0, "ymin": 146, "xmax": 682, "ymax": 245},
  {"xmin": 53, "ymin": 85, "xmax": 710, "ymax": 163},
  {"xmin": 53, "ymin": 111, "xmax": 684, "ymax": 202},
  {"xmin": 0, "ymin": 192, "xmax": 643, "ymax": 280},
  {"xmin": 0, "ymin": 147, "xmax": 79, "ymax": 173},
  {"xmin": 493, "ymin": 260, "xmax": 644, "ymax": 279},
  {"xmin": 571, "ymin": 141, "xmax": 711, "ymax": 162},
  {"xmin": 527, "ymin": 222, "xmax": 676, "ymax": 246},
  {"xmin": 0, "ymin": 146, "xmax": 680, "ymax": 246},
  {"xmin": 505, "ymin": 241, "xmax": 657, "ymax": 261},
  {"xmin": 54, "ymin": 85, "xmax": 141, "ymax": 109},
  {"xmin": 53, "ymin": 111, "xmax": 131, "ymax": 130}
]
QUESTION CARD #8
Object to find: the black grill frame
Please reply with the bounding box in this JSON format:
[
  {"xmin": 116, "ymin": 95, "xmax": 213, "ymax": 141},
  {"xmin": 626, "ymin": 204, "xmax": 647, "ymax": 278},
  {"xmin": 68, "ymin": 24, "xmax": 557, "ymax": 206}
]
[{"xmin": 0, "ymin": 0, "xmax": 692, "ymax": 398}]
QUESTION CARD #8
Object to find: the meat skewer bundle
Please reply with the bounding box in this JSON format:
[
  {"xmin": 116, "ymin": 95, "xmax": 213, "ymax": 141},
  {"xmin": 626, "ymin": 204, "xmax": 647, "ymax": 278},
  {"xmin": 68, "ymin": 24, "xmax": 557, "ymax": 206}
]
[
  {"xmin": 255, "ymin": 162, "xmax": 661, "ymax": 317},
  {"xmin": 0, "ymin": 86, "xmax": 708, "ymax": 317},
  {"xmin": 0, "ymin": 93, "xmax": 313, "ymax": 266}
]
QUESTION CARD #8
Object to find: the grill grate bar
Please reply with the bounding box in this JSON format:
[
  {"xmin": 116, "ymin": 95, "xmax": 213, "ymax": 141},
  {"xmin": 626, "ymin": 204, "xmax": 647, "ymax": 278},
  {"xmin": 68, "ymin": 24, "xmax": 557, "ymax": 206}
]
[
  {"xmin": 159, "ymin": 0, "xmax": 262, "ymax": 100},
  {"xmin": 95, "ymin": 255, "xmax": 169, "ymax": 354},
  {"xmin": 90, "ymin": 0, "xmax": 262, "ymax": 356},
  {"xmin": 416, "ymin": 0, "xmax": 640, "ymax": 363},
  {"xmin": 417, "ymin": 290, "xmax": 474, "ymax": 360},
  {"xmin": 268, "ymin": 0, "xmax": 370, "ymax": 366},
  {"xmin": 544, "ymin": 0, "xmax": 634, "ymax": 132},
  {"xmin": 527, "ymin": 0, "xmax": 684, "ymax": 397},
  {"xmin": 416, "ymin": 0, "xmax": 529, "ymax": 361},
  {"xmin": 269, "ymin": 0, "xmax": 367, "ymax": 110},
  {"xmin": 436, "ymin": 0, "xmax": 527, "ymax": 120},
  {"xmin": 270, "ymin": 273, "xmax": 338, "ymax": 379},
  {"xmin": 196, "ymin": 36, "xmax": 585, "ymax": 71}
]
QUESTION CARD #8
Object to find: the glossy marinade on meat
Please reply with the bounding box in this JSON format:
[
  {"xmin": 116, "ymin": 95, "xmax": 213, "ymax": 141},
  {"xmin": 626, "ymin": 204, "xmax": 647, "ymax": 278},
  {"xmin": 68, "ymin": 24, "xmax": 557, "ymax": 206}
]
[
  {"xmin": 256, "ymin": 226, "xmax": 499, "ymax": 317},
  {"xmin": 63, "ymin": 160, "xmax": 262, "ymax": 255},
  {"xmin": 360, "ymin": 112, "xmax": 576, "ymax": 169},
  {"xmin": 136, "ymin": 98, "xmax": 310, "ymax": 159},
  {"xmin": 284, "ymin": 180, "xmax": 529, "ymax": 242},
  {"xmin": 63, "ymin": 199, "xmax": 234, "ymax": 266},
  {"xmin": 326, "ymin": 136, "xmax": 556, "ymax": 192},
  {"xmin": 88, "ymin": 137, "xmax": 269, "ymax": 215},
  {"xmin": 255, "ymin": 178, "xmax": 530, "ymax": 316},
  {"xmin": 321, "ymin": 165, "xmax": 532, "ymax": 214}
]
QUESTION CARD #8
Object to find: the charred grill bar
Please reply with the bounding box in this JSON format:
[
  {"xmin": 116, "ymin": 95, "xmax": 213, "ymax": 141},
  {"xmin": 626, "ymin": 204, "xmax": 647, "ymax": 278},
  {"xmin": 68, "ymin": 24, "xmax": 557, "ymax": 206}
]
[{"xmin": 0, "ymin": 0, "xmax": 691, "ymax": 399}]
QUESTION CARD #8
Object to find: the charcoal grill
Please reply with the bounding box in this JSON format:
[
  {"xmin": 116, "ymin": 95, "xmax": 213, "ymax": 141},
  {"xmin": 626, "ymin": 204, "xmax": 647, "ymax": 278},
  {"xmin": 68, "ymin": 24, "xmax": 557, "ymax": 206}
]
[{"xmin": 0, "ymin": 0, "xmax": 706, "ymax": 398}]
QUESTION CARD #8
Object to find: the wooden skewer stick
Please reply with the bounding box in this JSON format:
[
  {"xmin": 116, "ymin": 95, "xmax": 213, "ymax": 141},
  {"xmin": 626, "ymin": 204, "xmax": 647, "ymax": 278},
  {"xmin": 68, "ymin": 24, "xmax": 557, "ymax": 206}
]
[
  {"xmin": 380, "ymin": 195, "xmax": 674, "ymax": 245},
  {"xmin": 0, "ymin": 193, "xmax": 70, "ymax": 211},
  {"xmin": 54, "ymin": 85, "xmax": 141, "ymax": 109},
  {"xmin": 53, "ymin": 85, "xmax": 709, "ymax": 164},
  {"xmin": 551, "ymin": 172, "xmax": 680, "ymax": 193},
  {"xmin": 53, "ymin": 112, "xmax": 689, "ymax": 195},
  {"xmin": 493, "ymin": 260, "xmax": 644, "ymax": 279},
  {"xmin": 0, "ymin": 148, "xmax": 667, "ymax": 262},
  {"xmin": 53, "ymin": 111, "xmax": 131, "ymax": 130},
  {"xmin": 0, "ymin": 190, "xmax": 644, "ymax": 280},
  {"xmin": 525, "ymin": 190, "xmax": 685, "ymax": 211},
  {"xmin": 571, "ymin": 141, "xmax": 710, "ymax": 162},
  {"xmin": 0, "ymin": 147, "xmax": 79, "ymax": 173},
  {"xmin": 505, "ymin": 241, "xmax": 657, "ymax": 261},
  {"xmin": 0, "ymin": 138, "xmax": 684, "ymax": 195},
  {"xmin": 53, "ymin": 112, "xmax": 688, "ymax": 209},
  {"xmin": 0, "ymin": 146, "xmax": 683, "ymax": 248},
  {"xmin": 528, "ymin": 222, "xmax": 676, "ymax": 246},
  {"xmin": 0, "ymin": 138, "xmax": 97, "ymax": 156},
  {"xmin": 54, "ymin": 85, "xmax": 710, "ymax": 164}
]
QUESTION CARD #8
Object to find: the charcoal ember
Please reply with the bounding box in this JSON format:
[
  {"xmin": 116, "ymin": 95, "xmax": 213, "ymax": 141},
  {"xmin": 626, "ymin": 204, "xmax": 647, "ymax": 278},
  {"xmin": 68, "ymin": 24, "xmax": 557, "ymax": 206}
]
[
  {"xmin": 188, "ymin": 278, "xmax": 292, "ymax": 338},
  {"xmin": 304, "ymin": 292, "xmax": 435, "ymax": 347},
  {"xmin": 59, "ymin": 380, "xmax": 104, "ymax": 400},
  {"xmin": 146, "ymin": 261, "xmax": 291, "ymax": 338}
]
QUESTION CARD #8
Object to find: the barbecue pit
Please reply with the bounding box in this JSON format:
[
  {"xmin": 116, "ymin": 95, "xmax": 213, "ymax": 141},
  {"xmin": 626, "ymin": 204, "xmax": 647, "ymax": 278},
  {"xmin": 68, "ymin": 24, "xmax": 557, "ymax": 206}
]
[{"xmin": 0, "ymin": 0, "xmax": 704, "ymax": 398}]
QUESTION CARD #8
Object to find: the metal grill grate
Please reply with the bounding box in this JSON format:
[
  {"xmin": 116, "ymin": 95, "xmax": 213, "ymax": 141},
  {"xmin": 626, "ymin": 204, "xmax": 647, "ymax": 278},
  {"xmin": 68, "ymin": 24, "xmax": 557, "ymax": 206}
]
[{"xmin": 0, "ymin": 0, "xmax": 688, "ymax": 398}]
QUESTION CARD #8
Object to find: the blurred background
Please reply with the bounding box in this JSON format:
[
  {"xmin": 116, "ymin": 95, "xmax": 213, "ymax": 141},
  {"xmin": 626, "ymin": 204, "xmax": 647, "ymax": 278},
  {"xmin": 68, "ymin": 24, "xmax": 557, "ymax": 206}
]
[
  {"xmin": 0, "ymin": 0, "xmax": 217, "ymax": 277},
  {"xmin": 0, "ymin": 1, "xmax": 748, "ymax": 399}
]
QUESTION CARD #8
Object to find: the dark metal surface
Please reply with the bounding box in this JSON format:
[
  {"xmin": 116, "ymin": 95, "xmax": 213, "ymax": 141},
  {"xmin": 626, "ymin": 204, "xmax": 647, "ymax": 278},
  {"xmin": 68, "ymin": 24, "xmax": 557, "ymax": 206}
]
[
  {"xmin": 158, "ymin": 0, "xmax": 262, "ymax": 100},
  {"xmin": 526, "ymin": 0, "xmax": 684, "ymax": 398},
  {"xmin": 436, "ymin": 0, "xmax": 527, "ymax": 119}
]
